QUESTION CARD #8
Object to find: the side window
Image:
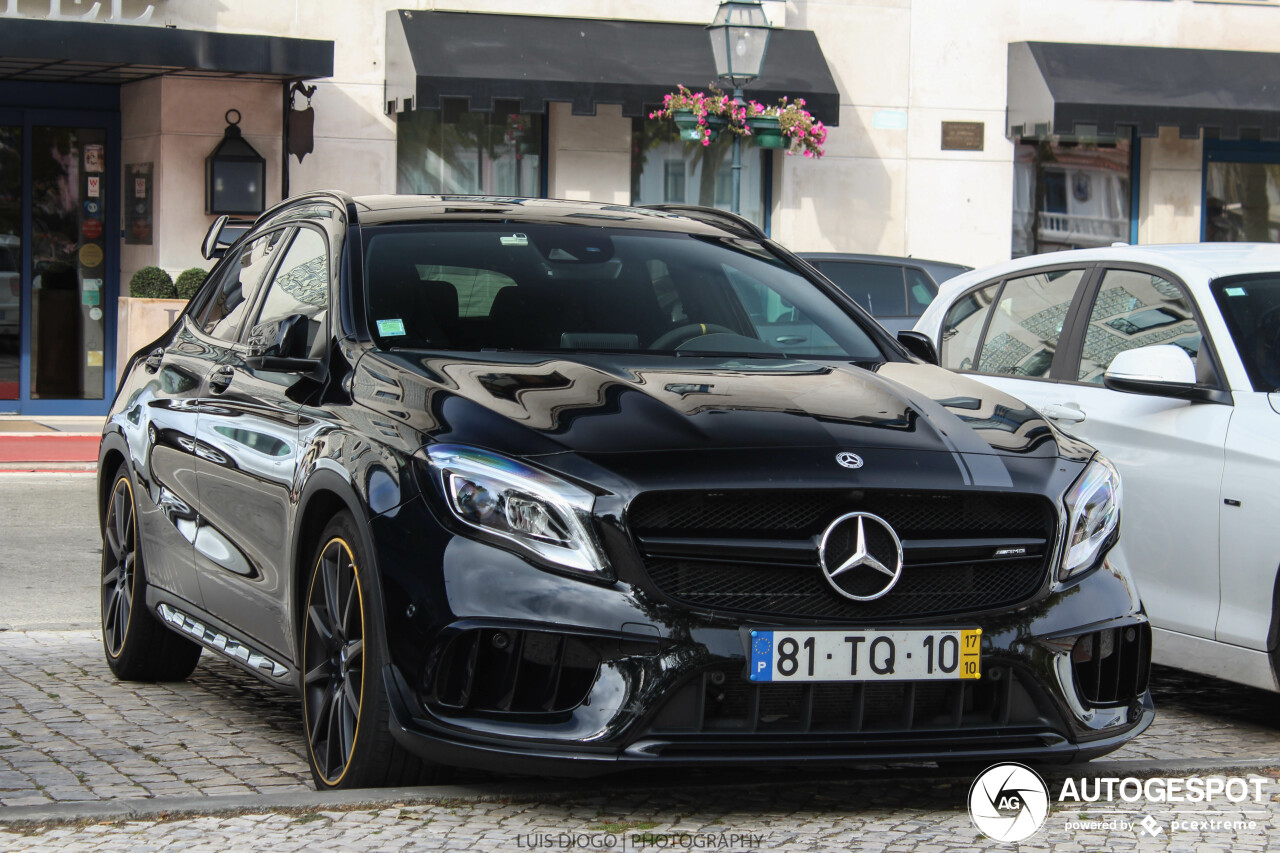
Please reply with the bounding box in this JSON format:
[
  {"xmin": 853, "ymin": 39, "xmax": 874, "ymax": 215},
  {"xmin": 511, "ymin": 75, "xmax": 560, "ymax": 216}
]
[
  {"xmin": 904, "ymin": 267, "xmax": 938, "ymax": 317},
  {"xmin": 248, "ymin": 227, "xmax": 329, "ymax": 356},
  {"xmin": 977, "ymin": 268, "xmax": 1086, "ymax": 378},
  {"xmin": 196, "ymin": 229, "xmax": 288, "ymax": 341},
  {"xmin": 941, "ymin": 282, "xmax": 1000, "ymax": 371},
  {"xmin": 819, "ymin": 262, "xmax": 907, "ymax": 316},
  {"xmin": 1077, "ymin": 270, "xmax": 1206, "ymax": 384}
]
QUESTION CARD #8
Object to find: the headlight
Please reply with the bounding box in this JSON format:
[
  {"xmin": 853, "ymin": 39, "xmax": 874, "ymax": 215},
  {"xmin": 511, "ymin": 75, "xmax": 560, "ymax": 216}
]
[
  {"xmin": 1060, "ymin": 454, "xmax": 1121, "ymax": 581},
  {"xmin": 423, "ymin": 444, "xmax": 611, "ymax": 580}
]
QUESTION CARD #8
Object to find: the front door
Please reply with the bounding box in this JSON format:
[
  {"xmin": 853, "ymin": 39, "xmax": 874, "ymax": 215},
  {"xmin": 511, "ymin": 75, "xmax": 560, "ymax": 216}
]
[{"xmin": 0, "ymin": 109, "xmax": 119, "ymax": 414}]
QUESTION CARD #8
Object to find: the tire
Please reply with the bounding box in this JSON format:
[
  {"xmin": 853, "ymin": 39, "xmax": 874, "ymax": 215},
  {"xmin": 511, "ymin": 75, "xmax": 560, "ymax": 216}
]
[
  {"xmin": 101, "ymin": 463, "xmax": 202, "ymax": 681},
  {"xmin": 301, "ymin": 511, "xmax": 442, "ymax": 789}
]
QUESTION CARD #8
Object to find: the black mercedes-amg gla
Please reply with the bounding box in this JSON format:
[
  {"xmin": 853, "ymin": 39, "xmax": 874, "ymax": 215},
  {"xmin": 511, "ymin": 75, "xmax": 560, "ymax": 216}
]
[{"xmin": 99, "ymin": 193, "xmax": 1152, "ymax": 789}]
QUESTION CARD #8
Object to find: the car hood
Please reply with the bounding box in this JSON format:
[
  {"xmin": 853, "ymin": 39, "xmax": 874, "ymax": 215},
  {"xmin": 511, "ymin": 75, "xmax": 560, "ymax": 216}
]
[{"xmin": 355, "ymin": 351, "xmax": 1088, "ymax": 463}]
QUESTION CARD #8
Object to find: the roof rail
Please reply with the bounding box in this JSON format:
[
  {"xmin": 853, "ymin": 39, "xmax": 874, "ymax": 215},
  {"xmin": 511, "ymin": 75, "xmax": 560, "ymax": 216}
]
[
  {"xmin": 255, "ymin": 189, "xmax": 361, "ymax": 229},
  {"xmin": 639, "ymin": 204, "xmax": 767, "ymax": 240}
]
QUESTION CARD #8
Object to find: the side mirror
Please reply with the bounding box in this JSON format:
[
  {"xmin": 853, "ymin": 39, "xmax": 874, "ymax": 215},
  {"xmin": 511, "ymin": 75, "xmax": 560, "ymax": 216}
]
[
  {"xmin": 1103, "ymin": 345, "xmax": 1229, "ymax": 404},
  {"xmin": 245, "ymin": 313, "xmax": 322, "ymax": 374},
  {"xmin": 897, "ymin": 330, "xmax": 939, "ymax": 365}
]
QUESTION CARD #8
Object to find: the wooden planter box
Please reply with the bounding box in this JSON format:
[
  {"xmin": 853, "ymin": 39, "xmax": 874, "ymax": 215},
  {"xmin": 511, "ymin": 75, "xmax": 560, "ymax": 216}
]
[{"xmin": 115, "ymin": 296, "xmax": 188, "ymax": 387}]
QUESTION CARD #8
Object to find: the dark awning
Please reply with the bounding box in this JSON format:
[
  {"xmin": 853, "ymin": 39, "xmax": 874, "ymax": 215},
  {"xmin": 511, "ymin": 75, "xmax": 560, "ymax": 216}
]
[
  {"xmin": 385, "ymin": 10, "xmax": 840, "ymax": 126},
  {"xmin": 1009, "ymin": 41, "xmax": 1280, "ymax": 140},
  {"xmin": 0, "ymin": 18, "xmax": 333, "ymax": 84}
]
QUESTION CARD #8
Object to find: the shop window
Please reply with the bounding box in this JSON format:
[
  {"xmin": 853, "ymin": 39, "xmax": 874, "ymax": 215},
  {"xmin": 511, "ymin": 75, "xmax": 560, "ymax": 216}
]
[
  {"xmin": 1204, "ymin": 140, "xmax": 1280, "ymax": 243},
  {"xmin": 631, "ymin": 119, "xmax": 767, "ymax": 228},
  {"xmin": 397, "ymin": 99, "xmax": 542, "ymax": 197},
  {"xmin": 1012, "ymin": 135, "xmax": 1132, "ymax": 258}
]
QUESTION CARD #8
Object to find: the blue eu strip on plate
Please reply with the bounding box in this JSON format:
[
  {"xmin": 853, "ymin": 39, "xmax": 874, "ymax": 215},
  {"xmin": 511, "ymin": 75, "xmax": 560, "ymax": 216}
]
[{"xmin": 750, "ymin": 630, "xmax": 773, "ymax": 682}]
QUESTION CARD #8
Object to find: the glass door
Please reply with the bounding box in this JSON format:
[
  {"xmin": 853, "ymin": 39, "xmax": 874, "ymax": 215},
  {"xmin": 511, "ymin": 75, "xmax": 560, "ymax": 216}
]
[
  {"xmin": 0, "ymin": 108, "xmax": 118, "ymax": 414},
  {"xmin": 0, "ymin": 120, "xmax": 19, "ymax": 402},
  {"xmin": 29, "ymin": 123, "xmax": 109, "ymax": 401}
]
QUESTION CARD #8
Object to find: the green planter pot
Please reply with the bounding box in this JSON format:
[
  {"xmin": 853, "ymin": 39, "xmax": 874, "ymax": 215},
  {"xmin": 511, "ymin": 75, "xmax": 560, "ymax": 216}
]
[
  {"xmin": 747, "ymin": 116, "xmax": 787, "ymax": 149},
  {"xmin": 673, "ymin": 111, "xmax": 727, "ymax": 143}
]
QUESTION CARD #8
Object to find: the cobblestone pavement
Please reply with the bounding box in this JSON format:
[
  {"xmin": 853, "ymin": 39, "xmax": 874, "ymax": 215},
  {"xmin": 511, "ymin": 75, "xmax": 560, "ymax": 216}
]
[{"xmin": 4, "ymin": 630, "xmax": 1280, "ymax": 850}]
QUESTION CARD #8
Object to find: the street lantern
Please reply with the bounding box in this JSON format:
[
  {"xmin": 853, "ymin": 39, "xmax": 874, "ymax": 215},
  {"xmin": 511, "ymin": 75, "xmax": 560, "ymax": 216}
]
[
  {"xmin": 706, "ymin": 1, "xmax": 773, "ymax": 216},
  {"xmin": 707, "ymin": 0, "xmax": 771, "ymax": 88},
  {"xmin": 206, "ymin": 109, "xmax": 266, "ymax": 215}
]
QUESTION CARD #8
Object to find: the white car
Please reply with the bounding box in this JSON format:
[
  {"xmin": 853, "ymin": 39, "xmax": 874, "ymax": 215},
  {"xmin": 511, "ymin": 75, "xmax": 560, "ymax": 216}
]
[{"xmin": 914, "ymin": 243, "xmax": 1280, "ymax": 692}]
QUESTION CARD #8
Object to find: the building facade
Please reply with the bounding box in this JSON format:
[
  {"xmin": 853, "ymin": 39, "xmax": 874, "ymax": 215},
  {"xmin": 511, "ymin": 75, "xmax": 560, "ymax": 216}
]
[{"xmin": 2, "ymin": 0, "xmax": 1279, "ymax": 414}]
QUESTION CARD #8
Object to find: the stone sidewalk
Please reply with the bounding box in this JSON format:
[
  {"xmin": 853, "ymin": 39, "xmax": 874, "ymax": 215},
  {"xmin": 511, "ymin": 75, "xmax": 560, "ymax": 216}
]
[{"xmin": 3, "ymin": 630, "xmax": 1280, "ymax": 812}]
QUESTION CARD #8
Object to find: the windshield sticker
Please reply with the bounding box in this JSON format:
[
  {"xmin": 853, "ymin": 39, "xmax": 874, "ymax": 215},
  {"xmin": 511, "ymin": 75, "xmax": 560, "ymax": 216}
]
[
  {"xmin": 1224, "ymin": 287, "xmax": 1247, "ymax": 297},
  {"xmin": 500, "ymin": 233, "xmax": 528, "ymax": 247},
  {"xmin": 376, "ymin": 319, "xmax": 406, "ymax": 336}
]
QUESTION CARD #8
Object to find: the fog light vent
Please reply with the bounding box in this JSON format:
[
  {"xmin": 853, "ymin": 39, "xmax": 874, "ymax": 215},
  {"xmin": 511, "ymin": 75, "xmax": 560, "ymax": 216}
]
[
  {"xmin": 429, "ymin": 628, "xmax": 600, "ymax": 715},
  {"xmin": 1071, "ymin": 624, "xmax": 1150, "ymax": 707}
]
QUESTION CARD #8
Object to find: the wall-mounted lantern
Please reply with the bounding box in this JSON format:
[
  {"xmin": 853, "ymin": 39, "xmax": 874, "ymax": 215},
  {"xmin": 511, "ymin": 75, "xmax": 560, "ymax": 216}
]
[{"xmin": 206, "ymin": 109, "xmax": 266, "ymax": 215}]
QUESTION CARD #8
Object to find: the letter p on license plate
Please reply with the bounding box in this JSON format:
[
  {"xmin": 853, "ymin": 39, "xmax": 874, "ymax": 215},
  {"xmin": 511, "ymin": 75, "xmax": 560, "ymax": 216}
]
[{"xmin": 748, "ymin": 628, "xmax": 981, "ymax": 682}]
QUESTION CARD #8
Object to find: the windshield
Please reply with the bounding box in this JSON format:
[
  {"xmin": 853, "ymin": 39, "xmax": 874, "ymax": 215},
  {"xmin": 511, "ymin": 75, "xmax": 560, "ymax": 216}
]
[
  {"xmin": 362, "ymin": 223, "xmax": 883, "ymax": 360},
  {"xmin": 1214, "ymin": 274, "xmax": 1280, "ymax": 392}
]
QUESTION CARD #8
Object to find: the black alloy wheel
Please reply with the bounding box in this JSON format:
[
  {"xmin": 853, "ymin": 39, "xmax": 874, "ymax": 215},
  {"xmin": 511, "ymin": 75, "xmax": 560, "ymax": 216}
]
[
  {"xmin": 100, "ymin": 464, "xmax": 201, "ymax": 681},
  {"xmin": 300, "ymin": 512, "xmax": 442, "ymax": 789},
  {"xmin": 303, "ymin": 535, "xmax": 366, "ymax": 786},
  {"xmin": 102, "ymin": 474, "xmax": 137, "ymax": 658}
]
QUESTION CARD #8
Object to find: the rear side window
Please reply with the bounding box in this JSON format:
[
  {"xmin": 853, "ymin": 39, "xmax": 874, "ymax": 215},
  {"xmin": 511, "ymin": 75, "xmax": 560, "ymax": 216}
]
[
  {"xmin": 977, "ymin": 269, "xmax": 1085, "ymax": 378},
  {"xmin": 818, "ymin": 261, "xmax": 908, "ymax": 316},
  {"xmin": 904, "ymin": 267, "xmax": 937, "ymax": 316},
  {"xmin": 940, "ymin": 283, "xmax": 999, "ymax": 371}
]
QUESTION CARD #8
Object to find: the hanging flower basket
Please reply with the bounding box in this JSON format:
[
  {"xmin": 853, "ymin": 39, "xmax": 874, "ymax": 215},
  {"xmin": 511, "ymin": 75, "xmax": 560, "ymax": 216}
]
[
  {"xmin": 746, "ymin": 115, "xmax": 786, "ymax": 149},
  {"xmin": 652, "ymin": 87, "xmax": 827, "ymax": 157}
]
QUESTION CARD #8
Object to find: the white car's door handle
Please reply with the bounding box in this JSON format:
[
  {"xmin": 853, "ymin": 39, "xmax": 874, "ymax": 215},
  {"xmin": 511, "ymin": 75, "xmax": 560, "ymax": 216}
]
[{"xmin": 1042, "ymin": 403, "xmax": 1086, "ymax": 423}]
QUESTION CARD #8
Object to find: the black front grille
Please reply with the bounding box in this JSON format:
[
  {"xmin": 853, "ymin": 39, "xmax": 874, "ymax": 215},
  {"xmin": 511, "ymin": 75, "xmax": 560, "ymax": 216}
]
[
  {"xmin": 645, "ymin": 556, "xmax": 1046, "ymax": 621},
  {"xmin": 647, "ymin": 665, "xmax": 1045, "ymax": 734},
  {"xmin": 629, "ymin": 490, "xmax": 1056, "ymax": 621}
]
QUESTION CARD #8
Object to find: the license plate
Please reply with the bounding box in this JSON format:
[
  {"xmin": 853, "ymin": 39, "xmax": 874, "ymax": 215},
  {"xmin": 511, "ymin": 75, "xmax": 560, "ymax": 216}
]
[{"xmin": 748, "ymin": 628, "xmax": 981, "ymax": 682}]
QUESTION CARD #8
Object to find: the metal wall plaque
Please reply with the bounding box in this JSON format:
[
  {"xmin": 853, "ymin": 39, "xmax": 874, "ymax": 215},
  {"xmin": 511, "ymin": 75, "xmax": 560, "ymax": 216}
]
[{"xmin": 941, "ymin": 121, "xmax": 985, "ymax": 151}]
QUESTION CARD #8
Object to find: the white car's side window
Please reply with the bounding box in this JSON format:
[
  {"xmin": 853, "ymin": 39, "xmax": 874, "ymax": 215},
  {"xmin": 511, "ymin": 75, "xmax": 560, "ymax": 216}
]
[
  {"xmin": 940, "ymin": 282, "xmax": 999, "ymax": 371},
  {"xmin": 977, "ymin": 269, "xmax": 1085, "ymax": 378},
  {"xmin": 1076, "ymin": 270, "xmax": 1204, "ymax": 384}
]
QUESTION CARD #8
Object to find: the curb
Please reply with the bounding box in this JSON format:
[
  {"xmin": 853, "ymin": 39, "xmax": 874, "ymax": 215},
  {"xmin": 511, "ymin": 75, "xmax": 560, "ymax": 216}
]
[
  {"xmin": 0, "ymin": 434, "xmax": 99, "ymax": 466},
  {"xmin": 3, "ymin": 756, "xmax": 1278, "ymax": 827}
]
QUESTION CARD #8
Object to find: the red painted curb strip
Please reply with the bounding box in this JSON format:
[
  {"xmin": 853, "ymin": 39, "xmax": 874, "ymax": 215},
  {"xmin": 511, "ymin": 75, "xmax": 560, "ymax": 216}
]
[{"xmin": 0, "ymin": 435, "xmax": 100, "ymax": 463}]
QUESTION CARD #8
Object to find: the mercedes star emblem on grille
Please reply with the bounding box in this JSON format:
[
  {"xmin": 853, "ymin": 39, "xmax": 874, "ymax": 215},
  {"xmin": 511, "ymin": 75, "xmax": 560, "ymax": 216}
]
[
  {"xmin": 818, "ymin": 512, "xmax": 904, "ymax": 601},
  {"xmin": 835, "ymin": 452, "xmax": 864, "ymax": 469}
]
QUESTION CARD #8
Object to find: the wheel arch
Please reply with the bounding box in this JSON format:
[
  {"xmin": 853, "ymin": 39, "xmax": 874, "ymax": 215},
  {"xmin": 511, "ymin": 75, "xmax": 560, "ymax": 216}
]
[
  {"xmin": 97, "ymin": 432, "xmax": 130, "ymax": 534},
  {"xmin": 290, "ymin": 468, "xmax": 385, "ymax": 672}
]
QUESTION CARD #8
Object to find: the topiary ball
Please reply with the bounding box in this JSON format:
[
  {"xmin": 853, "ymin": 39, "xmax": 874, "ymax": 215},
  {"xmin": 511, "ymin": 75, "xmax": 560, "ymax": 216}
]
[
  {"xmin": 174, "ymin": 267, "xmax": 208, "ymax": 301},
  {"xmin": 129, "ymin": 265, "xmax": 176, "ymax": 299}
]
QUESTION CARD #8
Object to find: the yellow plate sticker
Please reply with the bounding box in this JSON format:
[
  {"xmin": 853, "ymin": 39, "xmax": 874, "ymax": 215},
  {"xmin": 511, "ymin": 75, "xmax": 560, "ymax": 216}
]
[{"xmin": 961, "ymin": 628, "xmax": 982, "ymax": 679}]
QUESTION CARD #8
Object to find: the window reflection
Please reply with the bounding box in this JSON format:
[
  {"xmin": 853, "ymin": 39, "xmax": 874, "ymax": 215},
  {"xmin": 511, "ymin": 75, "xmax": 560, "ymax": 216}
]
[
  {"xmin": 631, "ymin": 119, "xmax": 766, "ymax": 228},
  {"xmin": 397, "ymin": 100, "xmax": 541, "ymax": 197},
  {"xmin": 1012, "ymin": 137, "xmax": 1131, "ymax": 258}
]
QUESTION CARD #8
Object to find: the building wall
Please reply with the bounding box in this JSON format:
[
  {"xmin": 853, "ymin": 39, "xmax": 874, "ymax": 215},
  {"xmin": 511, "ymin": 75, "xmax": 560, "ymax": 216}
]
[{"xmin": 136, "ymin": 0, "xmax": 1280, "ymax": 274}]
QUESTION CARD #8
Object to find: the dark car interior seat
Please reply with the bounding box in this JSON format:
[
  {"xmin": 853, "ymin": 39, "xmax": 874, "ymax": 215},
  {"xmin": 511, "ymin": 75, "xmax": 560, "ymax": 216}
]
[{"xmin": 366, "ymin": 251, "xmax": 459, "ymax": 347}]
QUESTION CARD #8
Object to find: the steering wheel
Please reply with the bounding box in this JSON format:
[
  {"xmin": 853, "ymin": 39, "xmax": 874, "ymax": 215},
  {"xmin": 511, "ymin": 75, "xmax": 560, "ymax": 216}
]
[{"xmin": 649, "ymin": 322, "xmax": 736, "ymax": 350}]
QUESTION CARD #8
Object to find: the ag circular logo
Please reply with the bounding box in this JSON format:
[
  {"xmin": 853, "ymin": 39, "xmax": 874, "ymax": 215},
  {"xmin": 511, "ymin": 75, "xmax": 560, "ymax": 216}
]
[
  {"xmin": 835, "ymin": 451, "xmax": 863, "ymax": 469},
  {"xmin": 968, "ymin": 763, "xmax": 1050, "ymax": 843},
  {"xmin": 817, "ymin": 512, "xmax": 903, "ymax": 601}
]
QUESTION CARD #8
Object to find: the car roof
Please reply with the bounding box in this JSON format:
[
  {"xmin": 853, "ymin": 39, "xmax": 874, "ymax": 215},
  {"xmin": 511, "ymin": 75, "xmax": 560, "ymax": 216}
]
[
  {"xmin": 350, "ymin": 195, "xmax": 737, "ymax": 238},
  {"xmin": 798, "ymin": 251, "xmax": 971, "ymax": 272},
  {"xmin": 938, "ymin": 243, "xmax": 1280, "ymax": 297}
]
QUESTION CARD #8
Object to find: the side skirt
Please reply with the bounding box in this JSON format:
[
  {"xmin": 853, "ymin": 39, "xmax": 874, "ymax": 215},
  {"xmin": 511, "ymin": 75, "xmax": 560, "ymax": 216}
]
[
  {"xmin": 151, "ymin": 597, "xmax": 296, "ymax": 691},
  {"xmin": 1151, "ymin": 627, "xmax": 1279, "ymax": 692}
]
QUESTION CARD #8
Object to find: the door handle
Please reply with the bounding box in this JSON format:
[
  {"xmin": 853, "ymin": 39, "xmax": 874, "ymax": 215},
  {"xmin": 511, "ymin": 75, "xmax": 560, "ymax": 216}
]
[
  {"xmin": 144, "ymin": 347, "xmax": 164, "ymax": 373},
  {"xmin": 1042, "ymin": 402, "xmax": 1086, "ymax": 423},
  {"xmin": 209, "ymin": 365, "xmax": 234, "ymax": 393},
  {"xmin": 775, "ymin": 335, "xmax": 807, "ymax": 345}
]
